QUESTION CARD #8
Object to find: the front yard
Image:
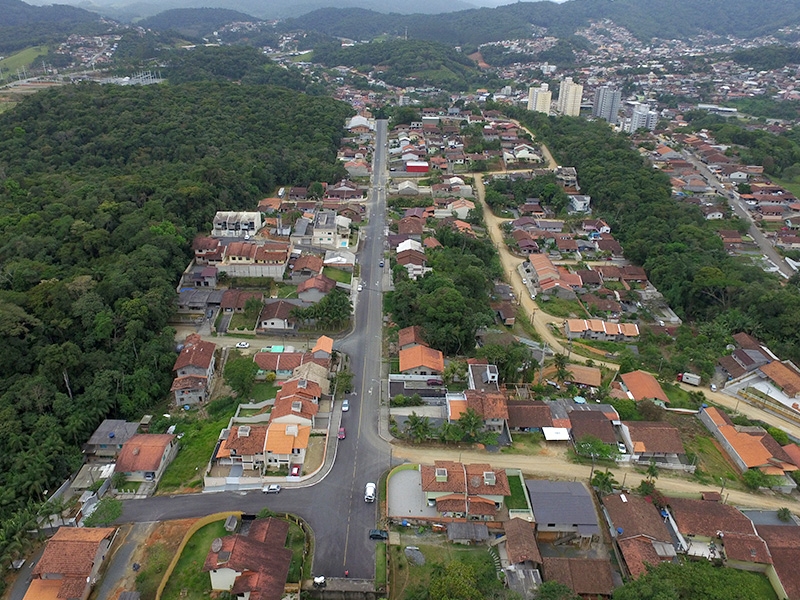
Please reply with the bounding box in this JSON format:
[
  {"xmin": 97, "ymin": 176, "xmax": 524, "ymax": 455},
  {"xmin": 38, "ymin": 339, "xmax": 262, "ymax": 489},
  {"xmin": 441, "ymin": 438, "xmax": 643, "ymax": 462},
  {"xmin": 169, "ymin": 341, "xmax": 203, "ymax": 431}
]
[{"xmin": 161, "ymin": 519, "xmax": 229, "ymax": 600}]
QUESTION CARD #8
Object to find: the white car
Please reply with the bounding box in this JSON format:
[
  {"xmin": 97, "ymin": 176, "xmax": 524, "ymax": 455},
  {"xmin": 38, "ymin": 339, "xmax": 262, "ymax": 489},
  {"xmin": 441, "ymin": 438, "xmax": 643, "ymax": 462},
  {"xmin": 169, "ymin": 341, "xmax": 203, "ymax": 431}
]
[
  {"xmin": 342, "ymin": 399, "xmax": 350, "ymax": 412},
  {"xmin": 235, "ymin": 341, "xmax": 250, "ymax": 349},
  {"xmin": 262, "ymin": 484, "xmax": 281, "ymax": 494},
  {"xmin": 357, "ymin": 284, "xmax": 363, "ymax": 292},
  {"xmin": 617, "ymin": 443, "xmax": 627, "ymax": 454}
]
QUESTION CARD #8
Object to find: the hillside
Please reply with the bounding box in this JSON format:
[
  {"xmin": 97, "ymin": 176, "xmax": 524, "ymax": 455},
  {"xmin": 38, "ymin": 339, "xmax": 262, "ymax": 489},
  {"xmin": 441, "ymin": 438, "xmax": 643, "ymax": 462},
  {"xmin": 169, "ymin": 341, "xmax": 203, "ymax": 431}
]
[
  {"xmin": 283, "ymin": 0, "xmax": 800, "ymax": 46},
  {"xmin": 0, "ymin": 81, "xmax": 352, "ymax": 548},
  {"xmin": 137, "ymin": 7, "xmax": 259, "ymax": 39},
  {"xmin": 0, "ymin": 0, "xmax": 101, "ymax": 54}
]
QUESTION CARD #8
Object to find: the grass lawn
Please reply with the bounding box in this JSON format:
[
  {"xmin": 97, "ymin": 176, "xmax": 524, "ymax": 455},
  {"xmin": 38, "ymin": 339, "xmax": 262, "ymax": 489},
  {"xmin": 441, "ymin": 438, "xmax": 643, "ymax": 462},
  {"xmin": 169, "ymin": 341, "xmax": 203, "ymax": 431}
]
[
  {"xmin": 662, "ymin": 382, "xmax": 704, "ymax": 410},
  {"xmin": 135, "ymin": 541, "xmax": 173, "ymax": 600},
  {"xmin": 251, "ymin": 381, "xmax": 278, "ymax": 402},
  {"xmin": 664, "ymin": 412, "xmax": 741, "ymax": 486},
  {"xmin": 323, "ymin": 266, "xmax": 352, "ymax": 284},
  {"xmin": 501, "ymin": 432, "xmax": 543, "ymax": 455},
  {"xmin": 291, "ymin": 50, "xmax": 313, "ymax": 62},
  {"xmin": 229, "ymin": 312, "xmax": 257, "ymax": 331},
  {"xmin": 0, "ymin": 46, "xmax": 49, "ymax": 72},
  {"xmin": 275, "ymin": 284, "xmax": 299, "ymax": 299},
  {"xmin": 505, "ymin": 474, "xmax": 529, "ymax": 509},
  {"xmin": 536, "ymin": 296, "xmax": 587, "ymax": 318},
  {"xmin": 375, "ymin": 541, "xmax": 387, "ymax": 588},
  {"xmin": 161, "ymin": 520, "xmax": 228, "ymax": 600},
  {"xmin": 157, "ymin": 397, "xmax": 238, "ymax": 493},
  {"xmin": 389, "ymin": 542, "xmax": 497, "ymax": 600},
  {"xmin": 286, "ymin": 521, "xmax": 307, "ymax": 582}
]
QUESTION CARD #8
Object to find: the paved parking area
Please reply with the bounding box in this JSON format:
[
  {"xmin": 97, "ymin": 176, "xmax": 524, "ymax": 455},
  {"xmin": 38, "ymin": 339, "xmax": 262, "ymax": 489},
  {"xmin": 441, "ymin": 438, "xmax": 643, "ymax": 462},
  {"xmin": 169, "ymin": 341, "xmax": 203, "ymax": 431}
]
[{"xmin": 387, "ymin": 469, "xmax": 438, "ymax": 520}]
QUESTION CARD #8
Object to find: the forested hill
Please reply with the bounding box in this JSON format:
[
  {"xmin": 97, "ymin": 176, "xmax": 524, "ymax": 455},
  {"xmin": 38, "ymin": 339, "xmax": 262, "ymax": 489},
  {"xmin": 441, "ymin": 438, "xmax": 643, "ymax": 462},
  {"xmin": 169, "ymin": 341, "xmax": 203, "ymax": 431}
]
[
  {"xmin": 0, "ymin": 82, "xmax": 352, "ymax": 525},
  {"xmin": 137, "ymin": 8, "xmax": 259, "ymax": 39},
  {"xmin": 0, "ymin": 0, "xmax": 102, "ymax": 54},
  {"xmin": 283, "ymin": 0, "xmax": 800, "ymax": 46}
]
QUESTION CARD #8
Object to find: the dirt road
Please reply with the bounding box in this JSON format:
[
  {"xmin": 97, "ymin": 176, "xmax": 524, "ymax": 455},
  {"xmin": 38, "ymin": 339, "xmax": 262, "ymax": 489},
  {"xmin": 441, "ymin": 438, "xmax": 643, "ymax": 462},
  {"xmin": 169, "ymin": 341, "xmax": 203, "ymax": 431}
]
[
  {"xmin": 473, "ymin": 176, "xmax": 618, "ymax": 370},
  {"xmin": 391, "ymin": 444, "xmax": 800, "ymax": 511}
]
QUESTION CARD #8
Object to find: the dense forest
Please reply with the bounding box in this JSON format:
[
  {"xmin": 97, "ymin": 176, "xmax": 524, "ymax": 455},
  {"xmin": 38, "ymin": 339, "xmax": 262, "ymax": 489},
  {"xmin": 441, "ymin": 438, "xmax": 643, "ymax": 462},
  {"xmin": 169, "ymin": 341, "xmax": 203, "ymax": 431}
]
[
  {"xmin": 137, "ymin": 8, "xmax": 259, "ymax": 40},
  {"xmin": 731, "ymin": 44, "xmax": 800, "ymax": 71},
  {"xmin": 283, "ymin": 0, "xmax": 800, "ymax": 47},
  {"xmin": 0, "ymin": 82, "xmax": 352, "ymax": 553},
  {"xmin": 312, "ymin": 39, "xmax": 501, "ymax": 92},
  {"xmin": 510, "ymin": 107, "xmax": 800, "ymax": 367}
]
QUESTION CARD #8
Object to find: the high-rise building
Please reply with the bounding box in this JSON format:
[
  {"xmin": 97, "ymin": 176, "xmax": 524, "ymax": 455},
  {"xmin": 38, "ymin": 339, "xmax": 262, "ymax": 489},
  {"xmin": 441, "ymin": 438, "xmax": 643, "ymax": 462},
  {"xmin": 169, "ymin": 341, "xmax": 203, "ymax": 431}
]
[
  {"xmin": 628, "ymin": 103, "xmax": 659, "ymax": 132},
  {"xmin": 592, "ymin": 86, "xmax": 622, "ymax": 124},
  {"xmin": 557, "ymin": 77, "xmax": 583, "ymax": 117},
  {"xmin": 527, "ymin": 83, "xmax": 552, "ymax": 114}
]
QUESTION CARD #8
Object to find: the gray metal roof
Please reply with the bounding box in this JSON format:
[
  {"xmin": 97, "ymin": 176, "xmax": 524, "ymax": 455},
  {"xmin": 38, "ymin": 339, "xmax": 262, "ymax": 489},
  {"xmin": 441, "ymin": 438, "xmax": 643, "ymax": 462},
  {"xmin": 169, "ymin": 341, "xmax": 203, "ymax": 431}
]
[
  {"xmin": 525, "ymin": 480, "xmax": 600, "ymax": 535},
  {"xmin": 447, "ymin": 522, "xmax": 490, "ymax": 541},
  {"xmin": 86, "ymin": 420, "xmax": 139, "ymax": 446}
]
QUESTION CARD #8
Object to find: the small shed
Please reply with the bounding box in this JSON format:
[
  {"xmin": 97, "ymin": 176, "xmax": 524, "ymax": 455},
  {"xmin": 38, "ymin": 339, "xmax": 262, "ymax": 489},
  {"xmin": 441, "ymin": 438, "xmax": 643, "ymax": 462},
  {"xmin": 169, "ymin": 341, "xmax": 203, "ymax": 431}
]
[
  {"xmin": 224, "ymin": 515, "xmax": 239, "ymax": 532},
  {"xmin": 447, "ymin": 522, "xmax": 490, "ymax": 545}
]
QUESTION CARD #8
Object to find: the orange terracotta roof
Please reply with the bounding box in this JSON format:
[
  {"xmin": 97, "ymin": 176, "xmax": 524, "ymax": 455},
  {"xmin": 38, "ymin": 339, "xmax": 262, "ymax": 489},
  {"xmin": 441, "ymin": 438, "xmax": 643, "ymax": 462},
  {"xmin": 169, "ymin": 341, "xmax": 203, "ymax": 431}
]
[
  {"xmin": 399, "ymin": 344, "xmax": 444, "ymax": 374},
  {"xmin": 265, "ymin": 423, "xmax": 311, "ymax": 454},
  {"xmin": 271, "ymin": 397, "xmax": 319, "ymax": 422},
  {"xmin": 398, "ymin": 325, "xmax": 426, "ymax": 348},
  {"xmin": 173, "ymin": 334, "xmax": 215, "ymax": 371},
  {"xmin": 617, "ymin": 537, "xmax": 672, "ymax": 579},
  {"xmin": 277, "ymin": 378, "xmax": 321, "ymax": 400},
  {"xmin": 448, "ymin": 398, "xmax": 467, "ymax": 421},
  {"xmin": 465, "ymin": 389, "xmax": 509, "ymax": 420},
  {"xmin": 34, "ymin": 527, "xmax": 115, "ymax": 578},
  {"xmin": 760, "ymin": 361, "xmax": 800, "ymax": 397},
  {"xmin": 223, "ymin": 425, "xmax": 268, "ymax": 457},
  {"xmin": 311, "ymin": 335, "xmax": 333, "ymax": 355},
  {"xmin": 22, "ymin": 578, "xmax": 62, "ymax": 600},
  {"xmin": 567, "ymin": 364, "xmax": 602, "ymax": 387},
  {"xmin": 115, "ymin": 434, "xmax": 175, "ymax": 473},
  {"xmin": 620, "ymin": 370, "xmax": 669, "ymax": 403}
]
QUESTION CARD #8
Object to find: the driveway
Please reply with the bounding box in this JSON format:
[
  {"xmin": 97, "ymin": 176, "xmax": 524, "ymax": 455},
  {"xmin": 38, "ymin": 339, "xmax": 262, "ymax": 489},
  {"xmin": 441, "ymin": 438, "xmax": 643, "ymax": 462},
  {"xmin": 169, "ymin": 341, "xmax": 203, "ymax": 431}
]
[{"xmin": 387, "ymin": 469, "xmax": 438, "ymax": 521}]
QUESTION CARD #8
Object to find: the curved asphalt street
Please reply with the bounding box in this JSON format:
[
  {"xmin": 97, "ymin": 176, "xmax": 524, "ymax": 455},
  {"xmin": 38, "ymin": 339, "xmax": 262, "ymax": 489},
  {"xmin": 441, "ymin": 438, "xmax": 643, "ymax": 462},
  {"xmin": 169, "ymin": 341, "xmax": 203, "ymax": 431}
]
[{"xmin": 116, "ymin": 121, "xmax": 392, "ymax": 581}]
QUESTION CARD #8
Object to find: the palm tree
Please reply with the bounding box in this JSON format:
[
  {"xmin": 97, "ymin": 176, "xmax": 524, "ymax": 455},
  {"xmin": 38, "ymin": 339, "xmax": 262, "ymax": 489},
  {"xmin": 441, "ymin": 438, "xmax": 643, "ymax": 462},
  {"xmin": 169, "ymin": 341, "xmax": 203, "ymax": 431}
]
[
  {"xmin": 405, "ymin": 412, "xmax": 433, "ymax": 443},
  {"xmin": 457, "ymin": 408, "xmax": 484, "ymax": 443},
  {"xmin": 553, "ymin": 353, "xmax": 570, "ymax": 384},
  {"xmin": 591, "ymin": 470, "xmax": 619, "ymax": 495}
]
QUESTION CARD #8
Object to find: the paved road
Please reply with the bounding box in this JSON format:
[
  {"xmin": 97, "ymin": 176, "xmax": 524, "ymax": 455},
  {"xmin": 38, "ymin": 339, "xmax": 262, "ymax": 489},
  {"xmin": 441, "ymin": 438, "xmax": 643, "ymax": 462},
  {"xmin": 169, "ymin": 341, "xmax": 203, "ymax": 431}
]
[
  {"xmin": 682, "ymin": 151, "xmax": 792, "ymax": 278},
  {"xmin": 117, "ymin": 121, "xmax": 392, "ymax": 583}
]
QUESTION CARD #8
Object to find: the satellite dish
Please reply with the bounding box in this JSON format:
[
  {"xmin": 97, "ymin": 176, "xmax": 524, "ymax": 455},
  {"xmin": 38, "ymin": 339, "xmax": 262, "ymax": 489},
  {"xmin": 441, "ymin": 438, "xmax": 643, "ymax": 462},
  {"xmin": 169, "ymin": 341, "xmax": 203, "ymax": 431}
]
[{"xmin": 211, "ymin": 538, "xmax": 223, "ymax": 552}]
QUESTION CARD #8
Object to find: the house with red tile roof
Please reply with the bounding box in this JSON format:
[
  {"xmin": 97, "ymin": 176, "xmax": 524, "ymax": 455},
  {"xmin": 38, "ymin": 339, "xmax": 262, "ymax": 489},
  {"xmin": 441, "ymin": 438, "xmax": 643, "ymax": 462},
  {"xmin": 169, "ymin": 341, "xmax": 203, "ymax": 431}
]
[
  {"xmin": 27, "ymin": 527, "xmax": 116, "ymax": 600},
  {"xmin": 173, "ymin": 333, "xmax": 216, "ymax": 384},
  {"xmin": 619, "ymin": 421, "xmax": 686, "ymax": 466},
  {"xmin": 501, "ymin": 518, "xmax": 542, "ymax": 594},
  {"xmin": 398, "ymin": 325, "xmax": 426, "ymax": 351},
  {"xmin": 399, "ymin": 344, "xmax": 444, "ymax": 375},
  {"xmin": 204, "ymin": 517, "xmax": 291, "ymax": 600},
  {"xmin": 296, "ymin": 274, "xmax": 336, "ymax": 303},
  {"xmin": 215, "ymin": 425, "xmax": 269, "ymax": 474},
  {"xmin": 253, "ymin": 351, "xmax": 328, "ymax": 380},
  {"xmin": 420, "ymin": 460, "xmax": 510, "ymax": 520},
  {"xmin": 698, "ymin": 406, "xmax": 797, "ymax": 491},
  {"xmin": 756, "ymin": 525, "xmax": 800, "ymax": 600},
  {"xmin": 760, "ymin": 361, "xmax": 800, "ymax": 398},
  {"xmin": 541, "ymin": 557, "xmax": 615, "ymax": 598},
  {"xmin": 257, "ymin": 300, "xmax": 297, "ymax": 331},
  {"xmin": 506, "ymin": 400, "xmax": 553, "ymax": 431},
  {"xmin": 619, "ymin": 370, "xmax": 669, "ymax": 403},
  {"xmin": 114, "ymin": 433, "xmax": 177, "ymax": 484},
  {"xmin": 602, "ymin": 492, "xmax": 676, "ymax": 579},
  {"xmin": 290, "ymin": 254, "xmax": 323, "ymax": 278}
]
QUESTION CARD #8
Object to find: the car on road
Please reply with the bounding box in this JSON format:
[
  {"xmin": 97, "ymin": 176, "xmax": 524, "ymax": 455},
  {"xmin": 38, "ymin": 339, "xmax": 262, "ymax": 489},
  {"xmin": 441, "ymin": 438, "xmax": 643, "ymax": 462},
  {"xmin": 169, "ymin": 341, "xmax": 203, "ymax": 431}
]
[
  {"xmin": 369, "ymin": 529, "xmax": 389, "ymax": 540},
  {"xmin": 290, "ymin": 465, "xmax": 301, "ymax": 477},
  {"xmin": 338, "ymin": 426, "xmax": 346, "ymax": 440},
  {"xmin": 379, "ymin": 259, "xmax": 384, "ymax": 267},
  {"xmin": 263, "ymin": 484, "xmax": 281, "ymax": 494},
  {"xmin": 235, "ymin": 341, "xmax": 250, "ymax": 348},
  {"xmin": 710, "ymin": 383, "xmax": 718, "ymax": 392},
  {"xmin": 522, "ymin": 278, "xmax": 527, "ymax": 284},
  {"xmin": 342, "ymin": 399, "xmax": 350, "ymax": 412},
  {"xmin": 357, "ymin": 283, "xmax": 363, "ymax": 292},
  {"xmin": 364, "ymin": 482, "xmax": 376, "ymax": 502}
]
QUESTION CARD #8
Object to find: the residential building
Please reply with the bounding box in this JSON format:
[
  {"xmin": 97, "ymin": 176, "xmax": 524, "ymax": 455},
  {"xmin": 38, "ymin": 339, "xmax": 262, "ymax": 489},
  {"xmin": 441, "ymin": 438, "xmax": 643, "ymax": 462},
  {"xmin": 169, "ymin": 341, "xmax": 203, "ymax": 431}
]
[
  {"xmin": 257, "ymin": 300, "xmax": 298, "ymax": 331},
  {"xmin": 527, "ymin": 83, "xmax": 552, "ymax": 114},
  {"xmin": 619, "ymin": 421, "xmax": 687, "ymax": 467},
  {"xmin": 629, "ymin": 103, "xmax": 659, "ymax": 132},
  {"xmin": 399, "ymin": 344, "xmax": 444, "ymax": 375},
  {"xmin": 564, "ymin": 319, "xmax": 639, "ymax": 342},
  {"xmin": 218, "ymin": 240, "xmax": 290, "ymax": 279},
  {"xmin": 264, "ymin": 422, "xmax": 312, "ymax": 469},
  {"xmin": 602, "ymin": 492, "xmax": 676, "ymax": 578},
  {"xmin": 420, "ymin": 460, "xmax": 511, "ymax": 520},
  {"xmin": 541, "ymin": 558, "xmax": 614, "ymax": 598},
  {"xmin": 203, "ymin": 517, "xmax": 291, "ymax": 600},
  {"xmin": 502, "ymin": 518, "xmax": 543, "ymax": 597},
  {"xmin": 84, "ymin": 419, "xmax": 140, "ymax": 458},
  {"xmin": 172, "ymin": 334, "xmax": 216, "ymax": 405},
  {"xmin": 506, "ymin": 400, "xmax": 553, "ymax": 432},
  {"xmin": 525, "ymin": 480, "xmax": 600, "ymax": 542},
  {"xmin": 114, "ymin": 433, "xmax": 178, "ymax": 484},
  {"xmin": 592, "ymin": 86, "xmax": 622, "ymax": 124},
  {"xmin": 215, "ymin": 425, "xmax": 269, "ymax": 474},
  {"xmin": 212, "ymin": 211, "xmax": 262, "ymax": 238},
  {"xmin": 26, "ymin": 527, "xmax": 116, "ymax": 600},
  {"xmin": 619, "ymin": 370, "xmax": 669, "ymax": 403},
  {"xmin": 557, "ymin": 77, "xmax": 583, "ymax": 117},
  {"xmin": 398, "ymin": 325, "xmax": 426, "ymax": 350}
]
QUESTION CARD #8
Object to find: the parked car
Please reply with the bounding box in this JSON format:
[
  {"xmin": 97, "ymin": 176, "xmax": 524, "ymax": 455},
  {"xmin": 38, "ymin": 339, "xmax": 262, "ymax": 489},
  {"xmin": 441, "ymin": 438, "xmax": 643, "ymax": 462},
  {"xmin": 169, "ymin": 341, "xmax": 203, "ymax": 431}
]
[
  {"xmin": 379, "ymin": 260, "xmax": 385, "ymax": 267},
  {"xmin": 617, "ymin": 443, "xmax": 627, "ymax": 454},
  {"xmin": 357, "ymin": 283, "xmax": 363, "ymax": 292},
  {"xmin": 342, "ymin": 399, "xmax": 350, "ymax": 412},
  {"xmin": 369, "ymin": 529, "xmax": 389, "ymax": 540},
  {"xmin": 364, "ymin": 482, "xmax": 376, "ymax": 502},
  {"xmin": 710, "ymin": 383, "xmax": 718, "ymax": 392},
  {"xmin": 427, "ymin": 378, "xmax": 444, "ymax": 386},
  {"xmin": 235, "ymin": 341, "xmax": 250, "ymax": 349},
  {"xmin": 338, "ymin": 427, "xmax": 346, "ymax": 440},
  {"xmin": 263, "ymin": 484, "xmax": 281, "ymax": 494},
  {"xmin": 290, "ymin": 465, "xmax": 301, "ymax": 477}
]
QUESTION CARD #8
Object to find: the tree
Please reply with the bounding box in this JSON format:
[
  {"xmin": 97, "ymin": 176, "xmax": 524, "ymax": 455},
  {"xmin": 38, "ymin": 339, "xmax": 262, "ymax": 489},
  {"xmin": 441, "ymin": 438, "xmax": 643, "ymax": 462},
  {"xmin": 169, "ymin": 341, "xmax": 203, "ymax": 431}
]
[
  {"xmin": 646, "ymin": 460, "xmax": 659, "ymax": 484},
  {"xmin": 457, "ymin": 408, "xmax": 484, "ymax": 443},
  {"xmin": 223, "ymin": 356, "xmax": 259, "ymax": 398},
  {"xmin": 767, "ymin": 427, "xmax": 789, "ymax": 446},
  {"xmin": 405, "ymin": 412, "xmax": 434, "ymax": 443},
  {"xmin": 333, "ymin": 369, "xmax": 354, "ymax": 395},
  {"xmin": 575, "ymin": 435, "xmax": 615, "ymax": 461},
  {"xmin": 429, "ymin": 561, "xmax": 482, "ymax": 600},
  {"xmin": 591, "ymin": 470, "xmax": 619, "ymax": 495},
  {"xmin": 777, "ymin": 507, "xmax": 793, "ymax": 522},
  {"xmin": 553, "ymin": 353, "xmax": 570, "ymax": 384}
]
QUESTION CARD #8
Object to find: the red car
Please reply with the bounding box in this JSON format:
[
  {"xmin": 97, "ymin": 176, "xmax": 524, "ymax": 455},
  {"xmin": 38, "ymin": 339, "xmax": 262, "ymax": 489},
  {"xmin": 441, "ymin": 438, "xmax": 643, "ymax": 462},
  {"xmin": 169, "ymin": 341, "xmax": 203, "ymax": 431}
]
[
  {"xmin": 290, "ymin": 465, "xmax": 301, "ymax": 477},
  {"xmin": 338, "ymin": 427, "xmax": 346, "ymax": 440}
]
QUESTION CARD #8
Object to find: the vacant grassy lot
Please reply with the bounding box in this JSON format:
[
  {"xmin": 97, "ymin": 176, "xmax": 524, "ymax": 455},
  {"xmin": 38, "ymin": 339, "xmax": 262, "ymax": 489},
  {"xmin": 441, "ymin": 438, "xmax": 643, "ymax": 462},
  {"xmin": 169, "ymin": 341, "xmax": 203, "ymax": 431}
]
[
  {"xmin": 286, "ymin": 521, "xmax": 308, "ymax": 582},
  {"xmin": 0, "ymin": 46, "xmax": 48, "ymax": 72},
  {"xmin": 536, "ymin": 296, "xmax": 586, "ymax": 318},
  {"xmin": 157, "ymin": 397, "xmax": 238, "ymax": 493},
  {"xmin": 251, "ymin": 381, "xmax": 278, "ymax": 402},
  {"xmin": 323, "ymin": 266, "xmax": 352, "ymax": 284},
  {"xmin": 161, "ymin": 520, "xmax": 228, "ymax": 600},
  {"xmin": 502, "ymin": 432, "xmax": 544, "ymax": 455},
  {"xmin": 506, "ymin": 474, "xmax": 529, "ymax": 509},
  {"xmin": 662, "ymin": 382, "xmax": 704, "ymax": 410},
  {"xmin": 664, "ymin": 412, "xmax": 740, "ymax": 486}
]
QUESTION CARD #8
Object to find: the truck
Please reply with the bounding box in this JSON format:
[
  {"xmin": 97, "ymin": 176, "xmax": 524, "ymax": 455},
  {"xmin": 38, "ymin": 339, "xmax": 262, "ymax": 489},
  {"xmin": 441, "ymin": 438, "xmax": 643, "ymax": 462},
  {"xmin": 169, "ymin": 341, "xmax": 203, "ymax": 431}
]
[{"xmin": 677, "ymin": 372, "xmax": 701, "ymax": 386}]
